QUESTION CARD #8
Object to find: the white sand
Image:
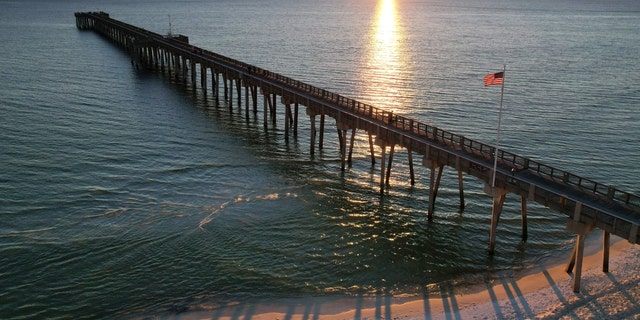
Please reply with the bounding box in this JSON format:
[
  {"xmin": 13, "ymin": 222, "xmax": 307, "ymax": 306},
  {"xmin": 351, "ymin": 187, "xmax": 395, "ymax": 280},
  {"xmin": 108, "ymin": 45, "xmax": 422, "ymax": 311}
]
[
  {"xmin": 434, "ymin": 240, "xmax": 640, "ymax": 320},
  {"xmin": 159, "ymin": 238, "xmax": 640, "ymax": 320}
]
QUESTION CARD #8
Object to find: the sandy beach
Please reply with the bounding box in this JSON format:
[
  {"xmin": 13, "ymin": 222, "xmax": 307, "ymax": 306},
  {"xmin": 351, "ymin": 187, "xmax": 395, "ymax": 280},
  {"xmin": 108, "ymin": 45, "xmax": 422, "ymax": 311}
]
[{"xmin": 157, "ymin": 235, "xmax": 639, "ymax": 320}]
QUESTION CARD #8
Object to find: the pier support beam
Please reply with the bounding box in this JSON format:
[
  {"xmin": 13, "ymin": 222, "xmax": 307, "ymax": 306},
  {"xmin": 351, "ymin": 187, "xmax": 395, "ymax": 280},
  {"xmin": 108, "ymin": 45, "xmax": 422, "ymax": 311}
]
[
  {"xmin": 294, "ymin": 103, "xmax": 299, "ymax": 137},
  {"xmin": 245, "ymin": 81, "xmax": 250, "ymax": 115},
  {"xmin": 212, "ymin": 71, "xmax": 219, "ymax": 99},
  {"xmin": 338, "ymin": 128, "xmax": 347, "ymax": 171},
  {"xmin": 191, "ymin": 61, "xmax": 197, "ymax": 89},
  {"xmin": 336, "ymin": 123, "xmax": 356, "ymax": 171},
  {"xmin": 407, "ymin": 147, "xmax": 415, "ymax": 186},
  {"xmin": 385, "ymin": 144, "xmax": 396, "ymax": 186},
  {"xmin": 284, "ymin": 102, "xmax": 292, "ymax": 140},
  {"xmin": 201, "ymin": 64, "xmax": 207, "ymax": 93},
  {"xmin": 348, "ymin": 128, "xmax": 356, "ymax": 166},
  {"xmin": 307, "ymin": 109, "xmax": 318, "ymax": 156},
  {"xmin": 271, "ymin": 94, "xmax": 277, "ymax": 122},
  {"xmin": 455, "ymin": 156, "xmax": 465, "ymax": 211},
  {"xmin": 379, "ymin": 141, "xmax": 387, "ymax": 195},
  {"xmin": 223, "ymin": 73, "xmax": 229, "ymax": 101},
  {"xmin": 181, "ymin": 57, "xmax": 187, "ymax": 82},
  {"xmin": 565, "ymin": 219, "xmax": 596, "ymax": 293},
  {"xmin": 603, "ymin": 231, "xmax": 610, "ymax": 272},
  {"xmin": 250, "ymin": 85, "xmax": 258, "ymax": 113},
  {"xmin": 319, "ymin": 114, "xmax": 325, "ymax": 150},
  {"xmin": 159, "ymin": 49, "xmax": 165, "ymax": 71},
  {"xmin": 521, "ymin": 195, "xmax": 528, "ymax": 242},
  {"xmin": 458, "ymin": 170, "xmax": 465, "ymax": 211},
  {"xmin": 423, "ymin": 157, "xmax": 443, "ymax": 221},
  {"xmin": 236, "ymin": 78, "xmax": 242, "ymax": 108},
  {"xmin": 263, "ymin": 93, "xmax": 268, "ymax": 128},
  {"xmin": 368, "ymin": 133, "xmax": 375, "ymax": 166},
  {"xmin": 485, "ymin": 185, "xmax": 508, "ymax": 254},
  {"xmin": 228, "ymin": 77, "xmax": 234, "ymax": 108}
]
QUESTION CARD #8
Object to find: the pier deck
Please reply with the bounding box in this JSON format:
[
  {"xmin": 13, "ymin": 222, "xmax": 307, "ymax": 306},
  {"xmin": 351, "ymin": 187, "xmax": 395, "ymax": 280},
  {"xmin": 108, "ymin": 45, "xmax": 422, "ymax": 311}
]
[{"xmin": 75, "ymin": 12, "xmax": 639, "ymax": 292}]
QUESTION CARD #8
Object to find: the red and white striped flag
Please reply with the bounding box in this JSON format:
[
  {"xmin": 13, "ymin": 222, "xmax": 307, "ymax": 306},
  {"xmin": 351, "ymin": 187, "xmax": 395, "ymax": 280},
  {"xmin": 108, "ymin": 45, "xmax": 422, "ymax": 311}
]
[{"xmin": 484, "ymin": 72, "xmax": 504, "ymax": 86}]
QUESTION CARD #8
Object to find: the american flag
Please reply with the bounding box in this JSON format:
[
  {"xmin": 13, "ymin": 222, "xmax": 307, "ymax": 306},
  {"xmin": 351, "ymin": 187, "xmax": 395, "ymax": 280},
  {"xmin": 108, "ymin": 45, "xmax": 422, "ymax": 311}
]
[{"xmin": 484, "ymin": 72, "xmax": 504, "ymax": 86}]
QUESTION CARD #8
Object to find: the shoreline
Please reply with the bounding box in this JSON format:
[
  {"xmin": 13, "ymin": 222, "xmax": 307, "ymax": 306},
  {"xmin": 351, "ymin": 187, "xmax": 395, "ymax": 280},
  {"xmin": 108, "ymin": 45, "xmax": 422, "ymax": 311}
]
[{"xmin": 149, "ymin": 235, "xmax": 639, "ymax": 319}]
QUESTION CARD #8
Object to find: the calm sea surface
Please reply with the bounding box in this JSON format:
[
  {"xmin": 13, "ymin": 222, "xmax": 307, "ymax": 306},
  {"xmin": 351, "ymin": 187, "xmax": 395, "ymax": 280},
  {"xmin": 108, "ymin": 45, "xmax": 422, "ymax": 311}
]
[{"xmin": 1, "ymin": 0, "xmax": 638, "ymax": 318}]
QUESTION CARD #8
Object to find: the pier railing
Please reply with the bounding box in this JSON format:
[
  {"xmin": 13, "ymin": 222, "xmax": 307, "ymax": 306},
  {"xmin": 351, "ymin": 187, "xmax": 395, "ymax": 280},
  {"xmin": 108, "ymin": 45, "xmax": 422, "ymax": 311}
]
[
  {"xmin": 233, "ymin": 56, "xmax": 640, "ymax": 211},
  {"xmin": 76, "ymin": 12, "xmax": 639, "ymax": 211}
]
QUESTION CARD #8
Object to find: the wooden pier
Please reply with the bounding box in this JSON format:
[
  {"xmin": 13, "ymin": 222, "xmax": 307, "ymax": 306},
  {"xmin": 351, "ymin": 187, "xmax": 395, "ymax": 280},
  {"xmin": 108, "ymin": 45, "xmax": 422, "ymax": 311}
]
[{"xmin": 75, "ymin": 12, "xmax": 639, "ymax": 292}]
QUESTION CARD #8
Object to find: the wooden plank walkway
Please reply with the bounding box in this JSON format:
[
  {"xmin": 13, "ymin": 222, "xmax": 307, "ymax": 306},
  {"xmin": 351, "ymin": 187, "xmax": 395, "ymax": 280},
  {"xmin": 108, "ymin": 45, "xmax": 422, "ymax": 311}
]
[{"xmin": 75, "ymin": 12, "xmax": 639, "ymax": 292}]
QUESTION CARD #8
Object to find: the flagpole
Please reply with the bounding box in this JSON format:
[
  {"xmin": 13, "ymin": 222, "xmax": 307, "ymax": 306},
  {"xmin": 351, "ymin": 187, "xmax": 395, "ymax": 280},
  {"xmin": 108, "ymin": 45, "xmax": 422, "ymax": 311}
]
[{"xmin": 491, "ymin": 65, "xmax": 506, "ymax": 188}]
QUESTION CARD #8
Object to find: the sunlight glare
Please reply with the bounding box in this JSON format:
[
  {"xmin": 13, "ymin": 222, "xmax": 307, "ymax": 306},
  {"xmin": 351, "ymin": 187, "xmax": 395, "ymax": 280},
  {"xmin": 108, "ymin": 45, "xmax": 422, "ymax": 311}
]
[
  {"xmin": 357, "ymin": 0, "xmax": 413, "ymax": 113},
  {"xmin": 375, "ymin": 0, "xmax": 398, "ymax": 49}
]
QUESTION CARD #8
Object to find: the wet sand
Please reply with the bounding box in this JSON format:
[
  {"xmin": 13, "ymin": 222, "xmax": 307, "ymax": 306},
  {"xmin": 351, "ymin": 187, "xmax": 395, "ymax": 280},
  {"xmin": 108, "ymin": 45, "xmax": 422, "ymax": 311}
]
[{"xmin": 158, "ymin": 236, "xmax": 640, "ymax": 320}]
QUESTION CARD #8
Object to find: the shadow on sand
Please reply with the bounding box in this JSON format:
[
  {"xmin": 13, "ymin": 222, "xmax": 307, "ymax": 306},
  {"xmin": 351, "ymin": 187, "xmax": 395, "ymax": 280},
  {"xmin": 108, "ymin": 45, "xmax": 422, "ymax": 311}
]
[{"xmin": 145, "ymin": 259, "xmax": 640, "ymax": 320}]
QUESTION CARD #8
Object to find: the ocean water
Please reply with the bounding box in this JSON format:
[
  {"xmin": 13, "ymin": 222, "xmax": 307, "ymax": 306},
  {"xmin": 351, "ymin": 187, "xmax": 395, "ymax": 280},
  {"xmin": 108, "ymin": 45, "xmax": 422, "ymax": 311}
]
[{"xmin": 1, "ymin": 0, "xmax": 638, "ymax": 318}]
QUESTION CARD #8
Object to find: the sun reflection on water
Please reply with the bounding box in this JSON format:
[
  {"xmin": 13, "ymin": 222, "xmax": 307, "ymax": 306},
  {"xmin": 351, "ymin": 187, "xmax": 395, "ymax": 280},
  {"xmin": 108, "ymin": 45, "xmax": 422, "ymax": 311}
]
[{"xmin": 358, "ymin": 0, "xmax": 414, "ymax": 112}]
